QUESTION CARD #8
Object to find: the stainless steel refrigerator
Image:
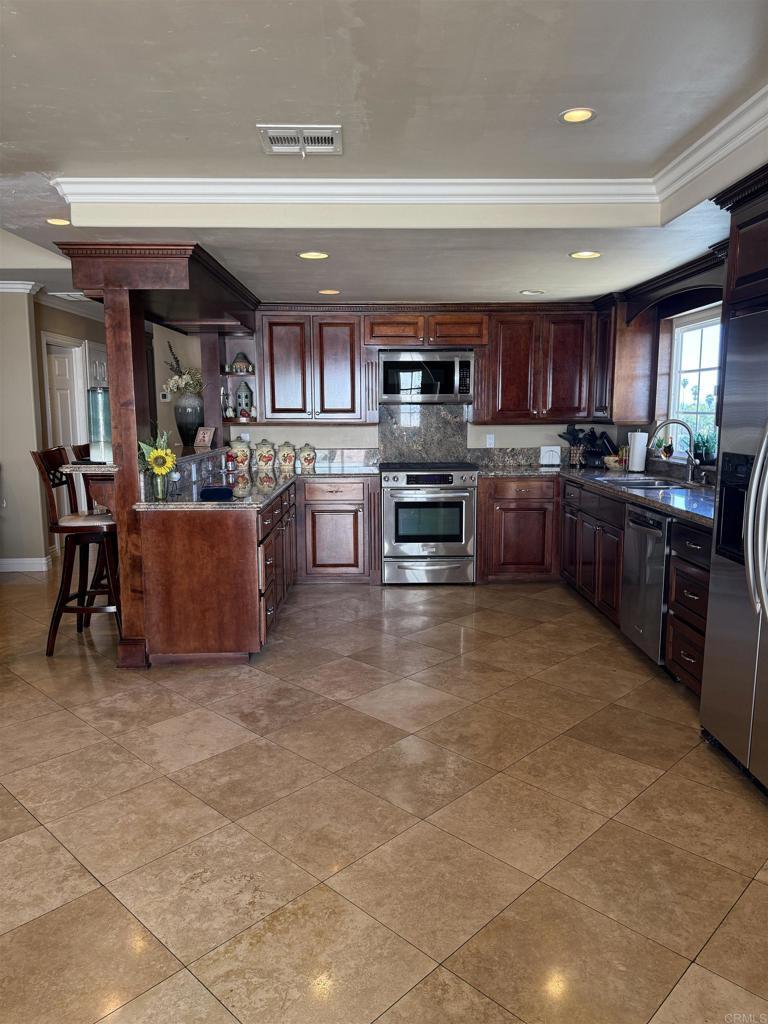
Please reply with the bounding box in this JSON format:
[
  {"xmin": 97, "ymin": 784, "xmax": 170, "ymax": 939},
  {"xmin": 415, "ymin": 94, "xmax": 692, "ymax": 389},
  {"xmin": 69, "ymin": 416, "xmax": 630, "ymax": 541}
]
[{"xmin": 701, "ymin": 308, "xmax": 768, "ymax": 786}]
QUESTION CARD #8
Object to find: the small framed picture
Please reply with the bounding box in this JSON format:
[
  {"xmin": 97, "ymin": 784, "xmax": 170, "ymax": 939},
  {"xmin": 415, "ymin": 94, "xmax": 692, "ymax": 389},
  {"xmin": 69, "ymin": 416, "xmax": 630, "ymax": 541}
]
[{"xmin": 193, "ymin": 426, "xmax": 215, "ymax": 450}]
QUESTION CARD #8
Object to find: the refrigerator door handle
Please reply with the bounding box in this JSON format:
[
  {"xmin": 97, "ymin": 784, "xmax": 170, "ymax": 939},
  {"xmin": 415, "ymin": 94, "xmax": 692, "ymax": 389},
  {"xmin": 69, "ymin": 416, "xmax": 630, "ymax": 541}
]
[
  {"xmin": 743, "ymin": 419, "xmax": 768, "ymax": 613},
  {"xmin": 755, "ymin": 445, "xmax": 768, "ymax": 618}
]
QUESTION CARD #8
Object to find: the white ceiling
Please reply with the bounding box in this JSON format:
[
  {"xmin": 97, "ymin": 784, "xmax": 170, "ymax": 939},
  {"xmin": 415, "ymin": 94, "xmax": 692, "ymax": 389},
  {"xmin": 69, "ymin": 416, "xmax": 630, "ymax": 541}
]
[{"xmin": 0, "ymin": 0, "xmax": 763, "ymax": 300}]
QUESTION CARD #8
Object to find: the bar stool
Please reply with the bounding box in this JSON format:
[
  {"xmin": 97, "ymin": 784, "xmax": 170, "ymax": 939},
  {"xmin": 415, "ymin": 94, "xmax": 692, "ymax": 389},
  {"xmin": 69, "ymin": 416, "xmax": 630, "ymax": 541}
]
[{"xmin": 31, "ymin": 446, "xmax": 121, "ymax": 656}]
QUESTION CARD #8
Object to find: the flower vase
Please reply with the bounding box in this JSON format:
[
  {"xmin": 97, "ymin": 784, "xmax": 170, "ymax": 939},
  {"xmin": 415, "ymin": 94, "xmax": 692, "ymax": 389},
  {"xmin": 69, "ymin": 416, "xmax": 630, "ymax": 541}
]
[
  {"xmin": 174, "ymin": 392, "xmax": 204, "ymax": 447},
  {"xmin": 151, "ymin": 474, "xmax": 169, "ymax": 501}
]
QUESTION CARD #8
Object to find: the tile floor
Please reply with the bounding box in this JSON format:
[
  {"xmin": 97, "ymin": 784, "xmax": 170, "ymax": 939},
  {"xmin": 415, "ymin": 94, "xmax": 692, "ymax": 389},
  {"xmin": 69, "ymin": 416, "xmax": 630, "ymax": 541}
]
[{"xmin": 1, "ymin": 570, "xmax": 768, "ymax": 1024}]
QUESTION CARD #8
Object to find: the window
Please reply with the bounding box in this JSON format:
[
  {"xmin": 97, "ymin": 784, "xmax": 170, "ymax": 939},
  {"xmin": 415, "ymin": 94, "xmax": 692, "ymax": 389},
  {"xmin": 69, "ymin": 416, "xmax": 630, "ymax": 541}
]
[{"xmin": 668, "ymin": 308, "xmax": 722, "ymax": 463}]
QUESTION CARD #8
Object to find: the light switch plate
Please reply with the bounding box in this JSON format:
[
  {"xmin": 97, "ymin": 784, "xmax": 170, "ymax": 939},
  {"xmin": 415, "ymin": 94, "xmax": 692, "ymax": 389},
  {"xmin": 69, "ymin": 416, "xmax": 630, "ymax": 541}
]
[
  {"xmin": 486, "ymin": 433, "xmax": 495, "ymax": 448},
  {"xmin": 540, "ymin": 445, "xmax": 561, "ymax": 466}
]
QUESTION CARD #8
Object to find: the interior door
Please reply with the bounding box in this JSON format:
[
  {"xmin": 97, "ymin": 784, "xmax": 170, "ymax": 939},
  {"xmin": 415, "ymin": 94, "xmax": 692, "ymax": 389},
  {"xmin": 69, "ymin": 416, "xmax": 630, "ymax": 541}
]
[
  {"xmin": 46, "ymin": 343, "xmax": 87, "ymax": 518},
  {"xmin": 540, "ymin": 315, "xmax": 592, "ymax": 421},
  {"xmin": 487, "ymin": 317, "xmax": 538, "ymax": 422}
]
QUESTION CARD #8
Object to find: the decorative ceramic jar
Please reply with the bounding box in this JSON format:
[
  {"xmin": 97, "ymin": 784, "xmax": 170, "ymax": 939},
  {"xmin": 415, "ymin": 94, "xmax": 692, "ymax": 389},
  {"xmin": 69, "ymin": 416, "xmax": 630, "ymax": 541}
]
[
  {"xmin": 231, "ymin": 351, "xmax": 251, "ymax": 374},
  {"xmin": 253, "ymin": 438, "xmax": 276, "ymax": 472},
  {"xmin": 277, "ymin": 441, "xmax": 296, "ymax": 477},
  {"xmin": 228, "ymin": 438, "xmax": 252, "ymax": 497},
  {"xmin": 174, "ymin": 392, "xmax": 204, "ymax": 447},
  {"xmin": 298, "ymin": 443, "xmax": 317, "ymax": 474}
]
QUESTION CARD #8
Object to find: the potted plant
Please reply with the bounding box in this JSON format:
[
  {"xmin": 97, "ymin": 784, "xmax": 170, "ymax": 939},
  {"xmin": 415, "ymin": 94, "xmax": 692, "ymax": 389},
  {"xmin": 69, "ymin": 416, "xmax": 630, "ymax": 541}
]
[
  {"xmin": 693, "ymin": 425, "xmax": 718, "ymax": 466},
  {"xmin": 164, "ymin": 342, "xmax": 204, "ymax": 446},
  {"xmin": 138, "ymin": 432, "xmax": 176, "ymax": 501}
]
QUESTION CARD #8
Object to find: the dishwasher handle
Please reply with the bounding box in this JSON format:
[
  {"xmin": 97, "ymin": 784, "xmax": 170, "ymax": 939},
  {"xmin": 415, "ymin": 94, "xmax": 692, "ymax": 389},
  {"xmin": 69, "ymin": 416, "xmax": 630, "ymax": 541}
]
[{"xmin": 626, "ymin": 512, "xmax": 665, "ymax": 535}]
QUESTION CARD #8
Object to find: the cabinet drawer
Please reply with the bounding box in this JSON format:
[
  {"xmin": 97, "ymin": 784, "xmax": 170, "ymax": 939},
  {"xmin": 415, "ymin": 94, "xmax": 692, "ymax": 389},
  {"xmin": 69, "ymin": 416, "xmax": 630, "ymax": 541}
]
[
  {"xmin": 259, "ymin": 532, "xmax": 277, "ymax": 593},
  {"xmin": 303, "ymin": 480, "xmax": 365, "ymax": 502},
  {"xmin": 259, "ymin": 581, "xmax": 277, "ymax": 644},
  {"xmin": 668, "ymin": 557, "xmax": 709, "ymax": 631},
  {"xmin": 671, "ymin": 521, "xmax": 712, "ymax": 569},
  {"xmin": 562, "ymin": 482, "xmax": 582, "ymax": 507},
  {"xmin": 580, "ymin": 489, "xmax": 625, "ymax": 529},
  {"xmin": 666, "ymin": 614, "xmax": 704, "ymax": 693},
  {"xmin": 490, "ymin": 478, "xmax": 556, "ymax": 501},
  {"xmin": 258, "ymin": 499, "xmax": 281, "ymax": 541}
]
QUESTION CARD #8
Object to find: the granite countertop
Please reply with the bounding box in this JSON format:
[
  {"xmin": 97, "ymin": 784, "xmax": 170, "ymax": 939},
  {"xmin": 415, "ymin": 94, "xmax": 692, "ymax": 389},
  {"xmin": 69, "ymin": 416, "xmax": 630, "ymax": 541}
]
[
  {"xmin": 479, "ymin": 466, "xmax": 561, "ymax": 477},
  {"xmin": 560, "ymin": 468, "xmax": 715, "ymax": 528},
  {"xmin": 135, "ymin": 475, "xmax": 295, "ymax": 511},
  {"xmin": 298, "ymin": 466, "xmax": 378, "ymax": 477},
  {"xmin": 61, "ymin": 463, "xmax": 117, "ymax": 475}
]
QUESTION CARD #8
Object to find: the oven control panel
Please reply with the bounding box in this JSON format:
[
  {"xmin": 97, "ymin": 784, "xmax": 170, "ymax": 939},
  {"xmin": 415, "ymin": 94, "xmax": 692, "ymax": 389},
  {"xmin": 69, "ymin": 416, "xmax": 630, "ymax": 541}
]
[{"xmin": 381, "ymin": 472, "xmax": 477, "ymax": 488}]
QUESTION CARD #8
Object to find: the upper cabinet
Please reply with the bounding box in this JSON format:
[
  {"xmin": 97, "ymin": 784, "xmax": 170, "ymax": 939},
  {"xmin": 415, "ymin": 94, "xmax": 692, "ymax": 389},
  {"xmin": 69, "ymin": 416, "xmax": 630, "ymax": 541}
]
[
  {"xmin": 481, "ymin": 313, "xmax": 592, "ymax": 423},
  {"xmin": 590, "ymin": 300, "xmax": 658, "ymax": 424},
  {"xmin": 261, "ymin": 314, "xmax": 362, "ymax": 422},
  {"xmin": 363, "ymin": 312, "xmax": 488, "ymax": 347}
]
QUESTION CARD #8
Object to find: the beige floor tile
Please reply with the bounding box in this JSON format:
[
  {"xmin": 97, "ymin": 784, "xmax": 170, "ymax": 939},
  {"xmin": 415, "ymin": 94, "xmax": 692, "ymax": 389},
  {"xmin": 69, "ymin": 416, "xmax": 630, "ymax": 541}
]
[
  {"xmin": 511, "ymin": 622, "xmax": 604, "ymax": 657},
  {"xmin": 249, "ymin": 640, "xmax": 343, "ymax": 680},
  {"xmin": 507, "ymin": 733, "xmax": 662, "ymax": 815},
  {"xmin": 448, "ymin": 883, "xmax": 687, "ymax": 1024},
  {"xmin": 378, "ymin": 967, "xmax": 522, "ymax": 1023},
  {"xmin": 667, "ymin": 741, "xmax": 757, "ymax": 797},
  {"xmin": 192, "ymin": 884, "xmax": 435, "ymax": 1024},
  {"xmin": 154, "ymin": 664, "xmax": 279, "ymax": 705},
  {"xmin": 566, "ymin": 704, "xmax": 701, "ymax": 769},
  {"xmin": 240, "ymin": 775, "xmax": 417, "ymax": 879},
  {"xmin": 116, "ymin": 708, "xmax": 254, "ymax": 773},
  {"xmin": 6, "ymin": 648, "xmax": 150, "ymax": 707},
  {"xmin": 757, "ymin": 859, "xmax": 768, "ymax": 885},
  {"xmin": 534, "ymin": 654, "xmax": 650, "ymax": 701},
  {"xmin": 267, "ymin": 705, "xmax": 407, "ymax": 771},
  {"xmin": 0, "ymin": 888, "xmax": 180, "ymax": 1024},
  {"xmin": 295, "ymin": 657, "xmax": 400, "ymax": 700},
  {"xmin": 405, "ymin": 621, "xmax": 495, "ymax": 654},
  {"xmin": 617, "ymin": 774, "xmax": 768, "ymax": 876},
  {"xmin": 0, "ymin": 783, "xmax": 37, "ymax": 840},
  {"xmin": 697, "ymin": 881, "xmax": 768, "ymax": 998},
  {"xmin": 0, "ymin": 709, "xmax": 103, "ymax": 774},
  {"xmin": 616, "ymin": 674, "xmax": 701, "ymax": 728},
  {"xmin": 171, "ymin": 736, "xmax": 327, "ymax": 818},
  {"xmin": 109, "ymin": 823, "xmax": 315, "ymax": 962},
  {"xmin": 354, "ymin": 636, "xmax": 454, "ymax": 675},
  {"xmin": 208, "ymin": 679, "xmax": 336, "ymax": 734},
  {"xmin": 99, "ymin": 970, "xmax": 239, "ymax": 1023},
  {"xmin": 419, "ymin": 704, "xmax": 559, "ymax": 770},
  {"xmin": 429, "ymin": 774, "xmax": 605, "ymax": 877},
  {"xmin": 482, "ymin": 678, "xmax": 607, "ymax": 732},
  {"xmin": 328, "ymin": 821, "xmax": 531, "ymax": 959},
  {"xmin": 545, "ymin": 820, "xmax": 748, "ymax": 958},
  {"xmin": 0, "ymin": 826, "xmax": 99, "ymax": 934},
  {"xmin": 357, "ymin": 611, "xmax": 454, "ymax": 636},
  {"xmin": 72, "ymin": 684, "xmax": 197, "ymax": 735},
  {"xmin": 0, "ymin": 672, "xmax": 58, "ymax": 725},
  {"xmin": 463, "ymin": 636, "xmax": 570, "ymax": 675},
  {"xmin": 347, "ymin": 679, "xmax": 468, "ymax": 731},
  {"xmin": 48, "ymin": 777, "xmax": 227, "ymax": 882},
  {"xmin": 577, "ymin": 637, "xmax": 661, "ymax": 677},
  {"xmin": 311, "ymin": 624, "xmax": 400, "ymax": 656},
  {"xmin": 450, "ymin": 608, "xmax": 546, "ymax": 637},
  {"xmin": 1, "ymin": 740, "xmax": 160, "ymax": 821},
  {"xmin": 339, "ymin": 734, "xmax": 494, "ymax": 817},
  {"xmin": 409, "ymin": 655, "xmax": 525, "ymax": 700},
  {"xmin": 649, "ymin": 964, "xmax": 768, "ymax": 1024}
]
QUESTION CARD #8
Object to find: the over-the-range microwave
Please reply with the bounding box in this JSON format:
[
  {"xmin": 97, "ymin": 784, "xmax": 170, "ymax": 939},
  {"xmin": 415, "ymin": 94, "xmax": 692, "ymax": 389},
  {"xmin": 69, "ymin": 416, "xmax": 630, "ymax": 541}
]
[{"xmin": 378, "ymin": 349, "xmax": 474, "ymax": 404}]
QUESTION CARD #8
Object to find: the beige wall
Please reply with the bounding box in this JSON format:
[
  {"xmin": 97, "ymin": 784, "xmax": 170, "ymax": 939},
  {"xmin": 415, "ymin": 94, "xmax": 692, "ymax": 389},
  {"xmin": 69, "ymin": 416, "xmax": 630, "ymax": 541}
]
[
  {"xmin": 0, "ymin": 292, "xmax": 48, "ymax": 567},
  {"xmin": 152, "ymin": 324, "xmax": 202, "ymax": 445}
]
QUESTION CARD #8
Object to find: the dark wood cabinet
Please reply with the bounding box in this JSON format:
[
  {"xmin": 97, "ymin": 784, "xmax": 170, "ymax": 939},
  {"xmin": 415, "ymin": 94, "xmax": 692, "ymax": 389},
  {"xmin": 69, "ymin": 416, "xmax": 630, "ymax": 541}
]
[
  {"xmin": 664, "ymin": 521, "xmax": 711, "ymax": 696},
  {"xmin": 591, "ymin": 307, "xmax": 615, "ymax": 420},
  {"xmin": 561, "ymin": 505, "xmax": 579, "ymax": 585},
  {"xmin": 479, "ymin": 477, "xmax": 558, "ymax": 580},
  {"xmin": 296, "ymin": 477, "xmax": 379, "ymax": 581},
  {"xmin": 590, "ymin": 300, "xmax": 658, "ymax": 424},
  {"xmin": 427, "ymin": 313, "xmax": 488, "ymax": 346},
  {"xmin": 539, "ymin": 315, "xmax": 592, "ymax": 420},
  {"xmin": 724, "ymin": 198, "xmax": 768, "ymax": 307},
  {"xmin": 363, "ymin": 314, "xmax": 425, "ymax": 346},
  {"xmin": 595, "ymin": 522, "xmax": 623, "ymax": 624},
  {"xmin": 262, "ymin": 316, "xmax": 312, "ymax": 420},
  {"xmin": 577, "ymin": 512, "xmax": 598, "ymax": 602},
  {"xmin": 312, "ymin": 316, "xmax": 362, "ymax": 420},
  {"xmin": 486, "ymin": 317, "xmax": 538, "ymax": 422}
]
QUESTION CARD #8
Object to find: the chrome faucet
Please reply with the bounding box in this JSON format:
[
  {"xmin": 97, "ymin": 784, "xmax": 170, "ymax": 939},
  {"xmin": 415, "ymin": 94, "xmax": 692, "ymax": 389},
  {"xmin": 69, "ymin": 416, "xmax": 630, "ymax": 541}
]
[{"xmin": 647, "ymin": 419, "xmax": 699, "ymax": 483}]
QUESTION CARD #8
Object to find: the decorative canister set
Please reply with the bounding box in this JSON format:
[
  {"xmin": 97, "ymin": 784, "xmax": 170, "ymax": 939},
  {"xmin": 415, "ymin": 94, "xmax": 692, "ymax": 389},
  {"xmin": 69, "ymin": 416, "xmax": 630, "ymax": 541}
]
[{"xmin": 226, "ymin": 438, "xmax": 317, "ymax": 497}]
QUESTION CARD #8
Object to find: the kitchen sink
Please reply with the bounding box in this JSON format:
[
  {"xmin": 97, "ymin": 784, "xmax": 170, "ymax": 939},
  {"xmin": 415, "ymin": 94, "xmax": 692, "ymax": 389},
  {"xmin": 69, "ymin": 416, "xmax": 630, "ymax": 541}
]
[{"xmin": 594, "ymin": 475, "xmax": 698, "ymax": 489}]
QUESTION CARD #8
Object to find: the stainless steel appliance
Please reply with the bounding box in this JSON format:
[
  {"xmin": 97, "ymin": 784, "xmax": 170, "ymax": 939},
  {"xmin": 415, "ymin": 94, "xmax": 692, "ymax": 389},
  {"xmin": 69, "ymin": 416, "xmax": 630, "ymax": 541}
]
[
  {"xmin": 381, "ymin": 462, "xmax": 477, "ymax": 583},
  {"xmin": 620, "ymin": 504, "xmax": 671, "ymax": 662},
  {"xmin": 701, "ymin": 308, "xmax": 768, "ymax": 786},
  {"xmin": 378, "ymin": 350, "xmax": 474, "ymax": 404}
]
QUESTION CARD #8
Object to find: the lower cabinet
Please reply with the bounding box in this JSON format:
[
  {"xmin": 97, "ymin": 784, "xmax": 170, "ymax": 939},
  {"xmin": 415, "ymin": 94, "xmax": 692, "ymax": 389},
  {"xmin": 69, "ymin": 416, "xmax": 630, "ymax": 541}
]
[
  {"xmin": 664, "ymin": 521, "xmax": 711, "ymax": 695},
  {"xmin": 562, "ymin": 482, "xmax": 624, "ymax": 625},
  {"xmin": 595, "ymin": 522, "xmax": 623, "ymax": 624},
  {"xmin": 258, "ymin": 483, "xmax": 297, "ymax": 642},
  {"xmin": 479, "ymin": 477, "xmax": 559, "ymax": 580},
  {"xmin": 297, "ymin": 477, "xmax": 380, "ymax": 581}
]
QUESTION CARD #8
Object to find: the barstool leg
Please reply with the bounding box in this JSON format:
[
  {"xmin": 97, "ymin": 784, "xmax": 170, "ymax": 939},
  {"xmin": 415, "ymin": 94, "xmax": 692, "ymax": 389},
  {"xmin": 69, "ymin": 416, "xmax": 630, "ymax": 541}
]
[
  {"xmin": 76, "ymin": 542, "xmax": 90, "ymax": 633},
  {"xmin": 104, "ymin": 535, "xmax": 122, "ymax": 638},
  {"xmin": 83, "ymin": 545, "xmax": 105, "ymax": 629},
  {"xmin": 47, "ymin": 535, "xmax": 77, "ymax": 657}
]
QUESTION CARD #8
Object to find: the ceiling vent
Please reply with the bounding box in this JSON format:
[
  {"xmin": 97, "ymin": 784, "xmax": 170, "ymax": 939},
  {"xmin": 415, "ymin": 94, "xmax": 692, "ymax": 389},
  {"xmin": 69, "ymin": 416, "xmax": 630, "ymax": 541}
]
[
  {"xmin": 257, "ymin": 124, "xmax": 342, "ymax": 156},
  {"xmin": 48, "ymin": 291, "xmax": 88, "ymax": 301}
]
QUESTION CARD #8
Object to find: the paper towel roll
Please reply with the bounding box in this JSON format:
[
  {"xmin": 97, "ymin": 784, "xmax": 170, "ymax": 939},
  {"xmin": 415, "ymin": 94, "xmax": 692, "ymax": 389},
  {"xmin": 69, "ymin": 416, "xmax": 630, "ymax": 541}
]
[{"xmin": 628, "ymin": 431, "xmax": 649, "ymax": 473}]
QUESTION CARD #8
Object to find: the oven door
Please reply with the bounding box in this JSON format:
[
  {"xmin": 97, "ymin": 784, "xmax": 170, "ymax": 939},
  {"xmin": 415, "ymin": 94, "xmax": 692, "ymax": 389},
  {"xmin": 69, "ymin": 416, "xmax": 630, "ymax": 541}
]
[{"xmin": 382, "ymin": 488, "xmax": 475, "ymax": 557}]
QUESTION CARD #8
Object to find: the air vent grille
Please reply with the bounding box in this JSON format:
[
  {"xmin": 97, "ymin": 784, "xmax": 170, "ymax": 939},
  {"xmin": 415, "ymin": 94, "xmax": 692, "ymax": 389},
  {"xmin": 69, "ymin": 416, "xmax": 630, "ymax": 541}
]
[{"xmin": 257, "ymin": 124, "xmax": 342, "ymax": 156}]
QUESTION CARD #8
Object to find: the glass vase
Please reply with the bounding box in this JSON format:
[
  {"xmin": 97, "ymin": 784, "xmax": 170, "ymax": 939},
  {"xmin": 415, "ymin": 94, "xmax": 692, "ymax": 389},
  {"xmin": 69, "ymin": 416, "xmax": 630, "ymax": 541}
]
[
  {"xmin": 174, "ymin": 391, "xmax": 204, "ymax": 447},
  {"xmin": 151, "ymin": 474, "xmax": 169, "ymax": 501}
]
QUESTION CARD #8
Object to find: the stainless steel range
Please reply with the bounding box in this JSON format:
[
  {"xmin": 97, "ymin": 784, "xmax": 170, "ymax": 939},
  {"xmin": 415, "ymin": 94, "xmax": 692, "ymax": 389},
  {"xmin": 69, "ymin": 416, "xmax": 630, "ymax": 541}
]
[{"xmin": 380, "ymin": 462, "xmax": 478, "ymax": 584}]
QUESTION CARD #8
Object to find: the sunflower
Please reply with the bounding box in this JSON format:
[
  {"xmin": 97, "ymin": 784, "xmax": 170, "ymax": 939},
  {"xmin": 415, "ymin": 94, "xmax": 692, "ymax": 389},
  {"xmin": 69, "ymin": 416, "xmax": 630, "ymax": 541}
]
[{"xmin": 148, "ymin": 448, "xmax": 176, "ymax": 476}]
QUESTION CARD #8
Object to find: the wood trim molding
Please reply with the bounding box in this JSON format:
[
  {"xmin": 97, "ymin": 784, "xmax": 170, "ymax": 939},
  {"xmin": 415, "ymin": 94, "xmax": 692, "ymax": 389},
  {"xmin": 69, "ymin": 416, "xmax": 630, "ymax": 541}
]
[
  {"xmin": 258, "ymin": 301, "xmax": 596, "ymax": 314},
  {"xmin": 0, "ymin": 280, "xmax": 41, "ymax": 293},
  {"xmin": 712, "ymin": 161, "xmax": 768, "ymax": 212}
]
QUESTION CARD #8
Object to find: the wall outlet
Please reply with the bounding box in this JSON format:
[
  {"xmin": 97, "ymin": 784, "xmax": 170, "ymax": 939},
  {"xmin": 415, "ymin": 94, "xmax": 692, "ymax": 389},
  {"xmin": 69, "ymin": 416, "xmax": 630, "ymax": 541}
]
[
  {"xmin": 539, "ymin": 445, "xmax": 561, "ymax": 466},
  {"xmin": 485, "ymin": 433, "xmax": 495, "ymax": 448},
  {"xmin": 159, "ymin": 390, "xmax": 171, "ymax": 402}
]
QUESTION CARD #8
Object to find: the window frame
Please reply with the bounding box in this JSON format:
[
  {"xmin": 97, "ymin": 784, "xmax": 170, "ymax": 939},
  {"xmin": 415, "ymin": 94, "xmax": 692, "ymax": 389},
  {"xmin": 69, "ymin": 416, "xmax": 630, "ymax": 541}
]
[{"xmin": 666, "ymin": 306, "xmax": 722, "ymax": 460}]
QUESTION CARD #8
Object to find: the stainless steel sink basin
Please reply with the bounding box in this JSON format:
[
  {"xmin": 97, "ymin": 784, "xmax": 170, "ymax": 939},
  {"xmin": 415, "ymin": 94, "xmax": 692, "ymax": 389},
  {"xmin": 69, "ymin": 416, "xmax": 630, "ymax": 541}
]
[{"xmin": 594, "ymin": 476, "xmax": 698, "ymax": 490}]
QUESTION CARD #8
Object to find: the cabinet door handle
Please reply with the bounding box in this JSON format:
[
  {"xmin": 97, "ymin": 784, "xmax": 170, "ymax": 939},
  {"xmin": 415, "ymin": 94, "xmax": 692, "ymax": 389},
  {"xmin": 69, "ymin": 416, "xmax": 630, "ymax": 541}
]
[
  {"xmin": 266, "ymin": 605, "xmax": 275, "ymax": 618},
  {"xmin": 685, "ymin": 541, "xmax": 702, "ymax": 551},
  {"xmin": 682, "ymin": 589, "xmax": 700, "ymax": 601},
  {"xmin": 680, "ymin": 650, "xmax": 696, "ymax": 664},
  {"xmin": 515, "ymin": 488, "xmax": 530, "ymax": 494},
  {"xmin": 262, "ymin": 517, "xmax": 272, "ymax": 526},
  {"xmin": 265, "ymin": 557, "xmax": 274, "ymax": 566}
]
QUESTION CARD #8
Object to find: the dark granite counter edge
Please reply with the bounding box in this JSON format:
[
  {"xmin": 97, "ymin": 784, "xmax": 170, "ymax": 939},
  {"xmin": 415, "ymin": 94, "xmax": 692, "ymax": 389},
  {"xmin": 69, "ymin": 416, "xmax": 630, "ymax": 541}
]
[{"xmin": 560, "ymin": 469, "xmax": 715, "ymax": 529}]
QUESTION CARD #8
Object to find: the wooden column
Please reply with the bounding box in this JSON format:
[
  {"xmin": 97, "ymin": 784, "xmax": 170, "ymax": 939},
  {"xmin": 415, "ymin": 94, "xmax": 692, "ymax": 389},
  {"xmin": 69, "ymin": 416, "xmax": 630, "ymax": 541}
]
[{"xmin": 103, "ymin": 287, "xmax": 151, "ymax": 666}]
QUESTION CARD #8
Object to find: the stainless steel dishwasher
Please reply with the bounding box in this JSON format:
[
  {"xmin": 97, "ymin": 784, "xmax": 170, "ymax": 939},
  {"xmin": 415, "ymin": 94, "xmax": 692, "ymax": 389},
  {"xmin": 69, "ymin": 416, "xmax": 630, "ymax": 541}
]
[{"xmin": 620, "ymin": 505, "xmax": 671, "ymax": 663}]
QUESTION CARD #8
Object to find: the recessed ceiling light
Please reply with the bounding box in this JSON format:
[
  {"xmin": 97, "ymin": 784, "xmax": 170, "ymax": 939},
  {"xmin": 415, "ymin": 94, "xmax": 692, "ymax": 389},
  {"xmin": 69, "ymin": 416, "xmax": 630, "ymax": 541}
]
[
  {"xmin": 569, "ymin": 250, "xmax": 602, "ymax": 260},
  {"xmin": 520, "ymin": 289, "xmax": 545, "ymax": 295},
  {"xmin": 298, "ymin": 251, "xmax": 329, "ymax": 260},
  {"xmin": 318, "ymin": 289, "xmax": 340, "ymax": 295},
  {"xmin": 558, "ymin": 107, "xmax": 595, "ymax": 124},
  {"xmin": 46, "ymin": 217, "xmax": 70, "ymax": 226}
]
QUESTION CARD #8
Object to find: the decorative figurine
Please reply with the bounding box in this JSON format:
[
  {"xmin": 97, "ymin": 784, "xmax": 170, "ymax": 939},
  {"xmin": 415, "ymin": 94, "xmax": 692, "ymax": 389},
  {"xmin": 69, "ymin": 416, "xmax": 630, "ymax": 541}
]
[
  {"xmin": 299, "ymin": 442, "xmax": 317, "ymax": 474},
  {"xmin": 224, "ymin": 391, "xmax": 236, "ymax": 419},
  {"xmin": 231, "ymin": 351, "xmax": 251, "ymax": 374},
  {"xmin": 253, "ymin": 438, "xmax": 276, "ymax": 472},
  {"xmin": 277, "ymin": 440, "xmax": 296, "ymax": 478},
  {"xmin": 235, "ymin": 381, "xmax": 253, "ymax": 419}
]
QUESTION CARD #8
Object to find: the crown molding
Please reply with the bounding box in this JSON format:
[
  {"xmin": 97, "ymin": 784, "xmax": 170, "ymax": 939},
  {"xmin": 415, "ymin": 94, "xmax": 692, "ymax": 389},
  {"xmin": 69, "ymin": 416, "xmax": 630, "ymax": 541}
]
[
  {"xmin": 53, "ymin": 176, "xmax": 658, "ymax": 205},
  {"xmin": 35, "ymin": 290, "xmax": 105, "ymax": 322},
  {"xmin": 0, "ymin": 280, "xmax": 41, "ymax": 294}
]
